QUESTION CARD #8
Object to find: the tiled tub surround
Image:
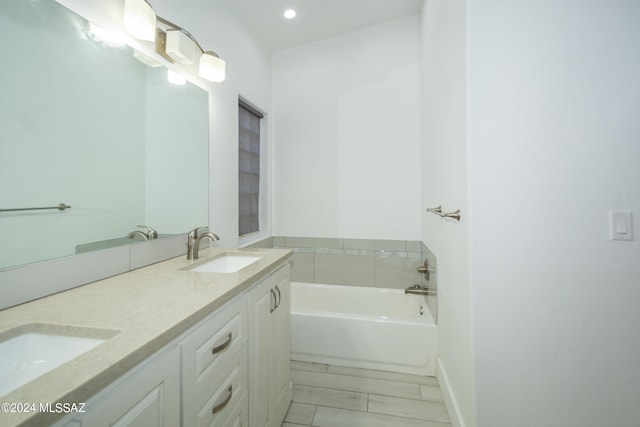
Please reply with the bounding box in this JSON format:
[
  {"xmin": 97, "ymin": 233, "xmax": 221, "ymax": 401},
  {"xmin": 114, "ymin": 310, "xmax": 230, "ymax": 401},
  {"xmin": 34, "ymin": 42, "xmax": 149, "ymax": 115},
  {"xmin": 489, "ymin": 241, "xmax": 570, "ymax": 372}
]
[
  {"xmin": 274, "ymin": 237, "xmax": 424, "ymax": 288},
  {"xmin": 246, "ymin": 237, "xmax": 438, "ymax": 321},
  {"xmin": 0, "ymin": 247, "xmax": 291, "ymax": 427}
]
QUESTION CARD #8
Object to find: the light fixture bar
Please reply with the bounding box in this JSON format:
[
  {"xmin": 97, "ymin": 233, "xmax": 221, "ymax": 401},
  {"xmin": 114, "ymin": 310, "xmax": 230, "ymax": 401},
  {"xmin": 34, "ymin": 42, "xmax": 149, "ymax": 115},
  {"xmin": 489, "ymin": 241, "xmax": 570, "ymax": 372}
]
[
  {"xmin": 123, "ymin": 2, "xmax": 226, "ymax": 83},
  {"xmin": 165, "ymin": 29, "xmax": 197, "ymax": 64},
  {"xmin": 156, "ymin": 16, "xmax": 206, "ymax": 55}
]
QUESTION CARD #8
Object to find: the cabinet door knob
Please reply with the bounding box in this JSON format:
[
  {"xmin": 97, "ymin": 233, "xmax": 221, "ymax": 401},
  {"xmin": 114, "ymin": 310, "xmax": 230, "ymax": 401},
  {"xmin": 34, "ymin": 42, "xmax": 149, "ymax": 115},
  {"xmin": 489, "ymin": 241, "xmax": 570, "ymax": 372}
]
[
  {"xmin": 211, "ymin": 385, "xmax": 233, "ymax": 414},
  {"xmin": 211, "ymin": 332, "xmax": 232, "ymax": 355}
]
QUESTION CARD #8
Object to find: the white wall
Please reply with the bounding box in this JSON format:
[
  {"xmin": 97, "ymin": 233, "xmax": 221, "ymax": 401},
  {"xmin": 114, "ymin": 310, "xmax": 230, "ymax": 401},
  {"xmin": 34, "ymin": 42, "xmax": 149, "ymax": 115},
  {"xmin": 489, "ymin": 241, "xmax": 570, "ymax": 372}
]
[
  {"xmin": 468, "ymin": 1, "xmax": 640, "ymax": 426},
  {"xmin": 271, "ymin": 16, "xmax": 422, "ymax": 240},
  {"xmin": 420, "ymin": 1, "xmax": 473, "ymax": 426}
]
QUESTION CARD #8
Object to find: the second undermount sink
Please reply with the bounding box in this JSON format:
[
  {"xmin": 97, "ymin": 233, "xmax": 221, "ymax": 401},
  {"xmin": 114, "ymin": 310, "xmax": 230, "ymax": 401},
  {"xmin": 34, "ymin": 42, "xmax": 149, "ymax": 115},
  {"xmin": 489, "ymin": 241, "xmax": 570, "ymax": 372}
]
[
  {"xmin": 0, "ymin": 327, "xmax": 115, "ymax": 397},
  {"xmin": 185, "ymin": 254, "xmax": 261, "ymax": 273}
]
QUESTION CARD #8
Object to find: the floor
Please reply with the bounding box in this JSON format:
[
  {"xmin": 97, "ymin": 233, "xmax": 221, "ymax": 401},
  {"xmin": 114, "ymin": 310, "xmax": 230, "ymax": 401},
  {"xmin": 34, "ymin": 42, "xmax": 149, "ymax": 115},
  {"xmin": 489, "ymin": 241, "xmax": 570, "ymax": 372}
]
[{"xmin": 282, "ymin": 361, "xmax": 451, "ymax": 427}]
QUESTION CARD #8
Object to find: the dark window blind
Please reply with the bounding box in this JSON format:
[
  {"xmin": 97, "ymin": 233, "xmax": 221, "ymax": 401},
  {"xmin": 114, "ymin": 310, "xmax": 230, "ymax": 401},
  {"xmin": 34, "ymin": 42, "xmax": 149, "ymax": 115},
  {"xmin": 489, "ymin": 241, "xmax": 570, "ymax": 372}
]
[{"xmin": 239, "ymin": 102, "xmax": 261, "ymax": 236}]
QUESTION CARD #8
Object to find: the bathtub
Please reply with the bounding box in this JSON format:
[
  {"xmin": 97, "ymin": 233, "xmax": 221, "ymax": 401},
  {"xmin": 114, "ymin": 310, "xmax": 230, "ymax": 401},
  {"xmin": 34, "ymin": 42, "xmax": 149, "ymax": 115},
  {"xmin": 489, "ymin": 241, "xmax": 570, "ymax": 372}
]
[{"xmin": 290, "ymin": 282, "xmax": 437, "ymax": 376}]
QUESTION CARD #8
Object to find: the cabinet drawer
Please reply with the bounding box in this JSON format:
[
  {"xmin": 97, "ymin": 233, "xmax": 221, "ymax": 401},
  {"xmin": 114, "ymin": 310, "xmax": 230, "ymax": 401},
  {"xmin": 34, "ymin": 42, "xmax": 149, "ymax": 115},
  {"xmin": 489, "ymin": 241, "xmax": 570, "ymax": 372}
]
[
  {"xmin": 195, "ymin": 348, "xmax": 247, "ymax": 427},
  {"xmin": 182, "ymin": 294, "xmax": 248, "ymax": 419},
  {"xmin": 220, "ymin": 393, "xmax": 248, "ymax": 427},
  {"xmin": 182, "ymin": 294, "xmax": 247, "ymax": 382}
]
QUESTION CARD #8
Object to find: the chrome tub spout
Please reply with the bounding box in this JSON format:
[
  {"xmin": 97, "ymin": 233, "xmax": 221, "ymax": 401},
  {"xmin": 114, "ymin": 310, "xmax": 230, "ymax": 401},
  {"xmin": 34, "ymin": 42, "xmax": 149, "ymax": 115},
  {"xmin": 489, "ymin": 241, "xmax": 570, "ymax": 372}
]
[{"xmin": 404, "ymin": 285, "xmax": 437, "ymax": 296}]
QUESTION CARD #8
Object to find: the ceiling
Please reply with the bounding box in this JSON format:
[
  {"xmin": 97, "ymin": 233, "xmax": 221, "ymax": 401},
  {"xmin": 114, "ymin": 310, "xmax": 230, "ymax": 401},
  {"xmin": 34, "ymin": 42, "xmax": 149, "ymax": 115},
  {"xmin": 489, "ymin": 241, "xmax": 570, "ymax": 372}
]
[{"xmin": 219, "ymin": 0, "xmax": 423, "ymax": 51}]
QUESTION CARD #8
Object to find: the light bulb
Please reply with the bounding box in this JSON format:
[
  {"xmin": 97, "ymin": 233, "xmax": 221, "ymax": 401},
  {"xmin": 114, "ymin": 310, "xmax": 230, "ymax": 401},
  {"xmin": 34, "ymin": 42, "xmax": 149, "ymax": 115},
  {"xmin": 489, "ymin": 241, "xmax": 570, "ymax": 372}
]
[
  {"xmin": 123, "ymin": 0, "xmax": 156, "ymax": 42},
  {"xmin": 199, "ymin": 52, "xmax": 226, "ymax": 83}
]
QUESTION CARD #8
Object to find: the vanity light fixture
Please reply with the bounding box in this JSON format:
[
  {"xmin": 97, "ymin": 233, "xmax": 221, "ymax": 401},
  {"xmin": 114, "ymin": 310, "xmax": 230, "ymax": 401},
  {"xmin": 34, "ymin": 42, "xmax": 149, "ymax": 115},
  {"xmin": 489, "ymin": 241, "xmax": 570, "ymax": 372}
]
[
  {"xmin": 123, "ymin": 0, "xmax": 156, "ymax": 42},
  {"xmin": 123, "ymin": 0, "xmax": 226, "ymax": 83},
  {"xmin": 284, "ymin": 9, "xmax": 297, "ymax": 19},
  {"xmin": 165, "ymin": 29, "xmax": 197, "ymax": 64},
  {"xmin": 198, "ymin": 51, "xmax": 226, "ymax": 83}
]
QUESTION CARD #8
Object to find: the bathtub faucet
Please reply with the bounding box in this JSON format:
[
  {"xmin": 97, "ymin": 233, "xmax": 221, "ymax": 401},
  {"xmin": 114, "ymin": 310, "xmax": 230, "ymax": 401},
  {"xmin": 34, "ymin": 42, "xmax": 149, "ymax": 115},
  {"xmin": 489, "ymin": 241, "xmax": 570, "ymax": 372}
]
[{"xmin": 404, "ymin": 285, "xmax": 437, "ymax": 296}]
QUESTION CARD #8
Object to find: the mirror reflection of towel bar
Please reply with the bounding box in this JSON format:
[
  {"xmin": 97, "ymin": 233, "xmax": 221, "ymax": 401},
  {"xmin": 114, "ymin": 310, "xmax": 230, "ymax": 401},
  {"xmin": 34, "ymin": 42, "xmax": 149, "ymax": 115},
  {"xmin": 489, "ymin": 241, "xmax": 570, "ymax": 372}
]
[
  {"xmin": 0, "ymin": 203, "xmax": 71, "ymax": 213},
  {"xmin": 427, "ymin": 205, "xmax": 461, "ymax": 221}
]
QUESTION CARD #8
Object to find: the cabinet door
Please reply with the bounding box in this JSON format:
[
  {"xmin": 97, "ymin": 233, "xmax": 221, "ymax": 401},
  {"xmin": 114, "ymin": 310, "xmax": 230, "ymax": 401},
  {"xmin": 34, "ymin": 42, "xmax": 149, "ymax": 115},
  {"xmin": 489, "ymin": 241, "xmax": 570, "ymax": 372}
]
[
  {"xmin": 60, "ymin": 346, "xmax": 180, "ymax": 427},
  {"xmin": 247, "ymin": 273, "xmax": 275, "ymax": 427},
  {"xmin": 268, "ymin": 266, "xmax": 292, "ymax": 427}
]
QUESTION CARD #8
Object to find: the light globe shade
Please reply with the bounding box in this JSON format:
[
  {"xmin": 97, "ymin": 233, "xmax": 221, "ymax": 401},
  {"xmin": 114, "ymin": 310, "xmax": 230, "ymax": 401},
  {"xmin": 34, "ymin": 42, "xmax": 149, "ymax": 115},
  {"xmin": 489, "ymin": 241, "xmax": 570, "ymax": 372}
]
[
  {"xmin": 123, "ymin": 0, "xmax": 156, "ymax": 42},
  {"xmin": 165, "ymin": 29, "xmax": 196, "ymax": 64},
  {"xmin": 199, "ymin": 52, "xmax": 226, "ymax": 83}
]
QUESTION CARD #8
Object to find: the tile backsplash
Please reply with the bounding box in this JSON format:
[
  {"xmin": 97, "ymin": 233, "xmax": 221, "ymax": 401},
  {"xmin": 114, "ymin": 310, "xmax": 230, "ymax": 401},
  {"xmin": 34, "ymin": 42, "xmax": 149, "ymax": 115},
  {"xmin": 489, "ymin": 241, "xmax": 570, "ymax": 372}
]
[
  {"xmin": 242, "ymin": 236, "xmax": 438, "ymax": 318},
  {"xmin": 246, "ymin": 236, "xmax": 438, "ymax": 321}
]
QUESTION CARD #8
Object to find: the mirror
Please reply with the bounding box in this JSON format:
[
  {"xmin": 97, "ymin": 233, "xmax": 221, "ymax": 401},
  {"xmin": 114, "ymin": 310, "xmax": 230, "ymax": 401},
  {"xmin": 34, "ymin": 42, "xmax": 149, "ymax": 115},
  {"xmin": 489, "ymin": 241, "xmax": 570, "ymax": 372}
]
[{"xmin": 0, "ymin": 0, "xmax": 209, "ymax": 270}]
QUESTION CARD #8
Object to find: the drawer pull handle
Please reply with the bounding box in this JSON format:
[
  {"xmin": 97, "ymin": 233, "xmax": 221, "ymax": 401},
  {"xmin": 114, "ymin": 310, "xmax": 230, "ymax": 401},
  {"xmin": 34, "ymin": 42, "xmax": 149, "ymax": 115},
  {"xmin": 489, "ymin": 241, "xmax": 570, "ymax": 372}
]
[
  {"xmin": 211, "ymin": 332, "xmax": 232, "ymax": 355},
  {"xmin": 211, "ymin": 385, "xmax": 233, "ymax": 414},
  {"xmin": 270, "ymin": 288, "xmax": 277, "ymax": 313},
  {"xmin": 274, "ymin": 285, "xmax": 282, "ymax": 310}
]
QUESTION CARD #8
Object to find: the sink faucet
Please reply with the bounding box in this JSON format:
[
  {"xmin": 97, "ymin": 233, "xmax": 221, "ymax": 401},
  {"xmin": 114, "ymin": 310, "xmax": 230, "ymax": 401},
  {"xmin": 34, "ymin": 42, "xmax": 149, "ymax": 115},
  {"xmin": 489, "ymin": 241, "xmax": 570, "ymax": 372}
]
[
  {"xmin": 127, "ymin": 230, "xmax": 149, "ymax": 240},
  {"xmin": 127, "ymin": 225, "xmax": 158, "ymax": 241},
  {"xmin": 192, "ymin": 232, "xmax": 221, "ymax": 260},
  {"xmin": 137, "ymin": 225, "xmax": 158, "ymax": 240},
  {"xmin": 187, "ymin": 227, "xmax": 209, "ymax": 259},
  {"xmin": 404, "ymin": 284, "xmax": 437, "ymax": 296}
]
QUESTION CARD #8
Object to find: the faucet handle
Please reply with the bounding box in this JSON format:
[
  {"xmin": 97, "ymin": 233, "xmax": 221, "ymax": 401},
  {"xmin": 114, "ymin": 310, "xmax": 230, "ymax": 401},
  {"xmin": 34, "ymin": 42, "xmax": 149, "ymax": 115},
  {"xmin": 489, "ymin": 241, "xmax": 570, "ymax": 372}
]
[
  {"xmin": 187, "ymin": 226, "xmax": 209, "ymax": 242},
  {"xmin": 417, "ymin": 260, "xmax": 430, "ymax": 280}
]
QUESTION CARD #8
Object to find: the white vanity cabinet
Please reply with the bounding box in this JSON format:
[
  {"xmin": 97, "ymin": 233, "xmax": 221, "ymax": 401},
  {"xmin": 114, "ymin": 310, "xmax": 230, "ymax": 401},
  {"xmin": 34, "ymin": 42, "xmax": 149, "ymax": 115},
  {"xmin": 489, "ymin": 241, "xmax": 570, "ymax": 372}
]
[
  {"xmin": 55, "ymin": 345, "xmax": 181, "ymax": 427},
  {"xmin": 50, "ymin": 260, "xmax": 290, "ymax": 427},
  {"xmin": 247, "ymin": 264, "xmax": 292, "ymax": 427},
  {"xmin": 181, "ymin": 293, "xmax": 248, "ymax": 427}
]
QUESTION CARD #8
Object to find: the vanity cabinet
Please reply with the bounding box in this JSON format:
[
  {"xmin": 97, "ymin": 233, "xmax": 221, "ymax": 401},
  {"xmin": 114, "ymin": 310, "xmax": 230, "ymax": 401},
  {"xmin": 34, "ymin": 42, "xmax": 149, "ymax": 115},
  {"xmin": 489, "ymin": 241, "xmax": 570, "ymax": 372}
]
[
  {"xmin": 56, "ymin": 345, "xmax": 181, "ymax": 427},
  {"xmin": 181, "ymin": 293, "xmax": 248, "ymax": 426},
  {"xmin": 247, "ymin": 264, "xmax": 292, "ymax": 427},
  {"xmin": 50, "ymin": 261, "xmax": 290, "ymax": 427}
]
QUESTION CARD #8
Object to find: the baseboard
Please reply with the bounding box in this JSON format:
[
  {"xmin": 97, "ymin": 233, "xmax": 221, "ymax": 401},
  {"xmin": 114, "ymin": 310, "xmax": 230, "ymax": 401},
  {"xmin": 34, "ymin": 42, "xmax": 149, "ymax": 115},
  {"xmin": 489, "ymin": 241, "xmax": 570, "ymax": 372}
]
[{"xmin": 437, "ymin": 357, "xmax": 466, "ymax": 427}]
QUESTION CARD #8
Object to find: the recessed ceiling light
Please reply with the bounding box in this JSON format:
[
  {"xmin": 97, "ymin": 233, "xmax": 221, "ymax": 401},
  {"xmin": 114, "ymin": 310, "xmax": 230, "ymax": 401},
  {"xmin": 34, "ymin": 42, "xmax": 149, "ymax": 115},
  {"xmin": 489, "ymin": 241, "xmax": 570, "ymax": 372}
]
[{"xmin": 284, "ymin": 9, "xmax": 296, "ymax": 19}]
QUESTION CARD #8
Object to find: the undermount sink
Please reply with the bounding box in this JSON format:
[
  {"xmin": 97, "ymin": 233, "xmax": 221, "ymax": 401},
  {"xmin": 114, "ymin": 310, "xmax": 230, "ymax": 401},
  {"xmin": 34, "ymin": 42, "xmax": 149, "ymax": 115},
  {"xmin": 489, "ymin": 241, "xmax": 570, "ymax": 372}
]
[
  {"xmin": 0, "ymin": 326, "xmax": 115, "ymax": 397},
  {"xmin": 185, "ymin": 254, "xmax": 261, "ymax": 273}
]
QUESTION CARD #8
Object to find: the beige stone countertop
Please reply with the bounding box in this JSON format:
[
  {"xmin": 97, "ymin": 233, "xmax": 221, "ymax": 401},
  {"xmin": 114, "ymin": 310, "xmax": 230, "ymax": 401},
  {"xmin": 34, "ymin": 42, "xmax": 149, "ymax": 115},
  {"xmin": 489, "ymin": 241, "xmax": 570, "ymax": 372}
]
[{"xmin": 0, "ymin": 247, "xmax": 292, "ymax": 427}]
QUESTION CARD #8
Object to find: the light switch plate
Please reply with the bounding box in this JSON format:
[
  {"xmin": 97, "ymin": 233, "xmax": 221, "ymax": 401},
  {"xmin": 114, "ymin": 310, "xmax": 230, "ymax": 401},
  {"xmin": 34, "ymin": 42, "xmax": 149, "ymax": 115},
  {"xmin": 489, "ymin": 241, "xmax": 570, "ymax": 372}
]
[{"xmin": 609, "ymin": 210, "xmax": 633, "ymax": 241}]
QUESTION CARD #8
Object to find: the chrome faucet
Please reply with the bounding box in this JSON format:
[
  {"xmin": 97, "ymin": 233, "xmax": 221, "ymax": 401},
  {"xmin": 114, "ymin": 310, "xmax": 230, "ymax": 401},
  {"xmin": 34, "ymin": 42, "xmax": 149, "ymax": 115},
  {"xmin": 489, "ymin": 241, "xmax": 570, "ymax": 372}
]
[
  {"xmin": 192, "ymin": 232, "xmax": 221, "ymax": 260},
  {"xmin": 137, "ymin": 225, "xmax": 158, "ymax": 240},
  {"xmin": 127, "ymin": 230, "xmax": 149, "ymax": 240},
  {"xmin": 186, "ymin": 227, "xmax": 209, "ymax": 260},
  {"xmin": 404, "ymin": 284, "xmax": 437, "ymax": 296},
  {"xmin": 127, "ymin": 225, "xmax": 158, "ymax": 241}
]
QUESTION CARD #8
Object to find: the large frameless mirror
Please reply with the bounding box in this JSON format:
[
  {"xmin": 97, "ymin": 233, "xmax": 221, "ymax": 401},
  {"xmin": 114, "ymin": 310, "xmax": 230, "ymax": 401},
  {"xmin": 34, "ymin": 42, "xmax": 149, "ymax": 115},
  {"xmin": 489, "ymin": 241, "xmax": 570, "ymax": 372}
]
[{"xmin": 0, "ymin": 0, "xmax": 209, "ymax": 271}]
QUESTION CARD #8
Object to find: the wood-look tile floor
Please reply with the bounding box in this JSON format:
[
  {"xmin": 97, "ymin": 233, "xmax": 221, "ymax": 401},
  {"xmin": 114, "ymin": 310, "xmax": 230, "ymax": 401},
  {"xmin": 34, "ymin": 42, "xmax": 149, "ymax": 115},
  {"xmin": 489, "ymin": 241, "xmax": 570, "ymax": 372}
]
[{"xmin": 282, "ymin": 361, "xmax": 451, "ymax": 427}]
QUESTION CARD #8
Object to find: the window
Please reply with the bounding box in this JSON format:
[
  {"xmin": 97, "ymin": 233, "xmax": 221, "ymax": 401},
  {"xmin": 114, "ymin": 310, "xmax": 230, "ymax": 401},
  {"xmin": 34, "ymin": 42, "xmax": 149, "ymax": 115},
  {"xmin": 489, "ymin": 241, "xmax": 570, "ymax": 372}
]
[{"xmin": 238, "ymin": 100, "xmax": 263, "ymax": 236}]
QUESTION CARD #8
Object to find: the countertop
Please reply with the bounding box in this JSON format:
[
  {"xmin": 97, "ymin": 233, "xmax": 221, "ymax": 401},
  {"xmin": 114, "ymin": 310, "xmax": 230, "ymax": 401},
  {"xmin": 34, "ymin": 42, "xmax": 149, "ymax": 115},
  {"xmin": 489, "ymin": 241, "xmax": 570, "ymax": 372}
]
[{"xmin": 0, "ymin": 247, "xmax": 292, "ymax": 427}]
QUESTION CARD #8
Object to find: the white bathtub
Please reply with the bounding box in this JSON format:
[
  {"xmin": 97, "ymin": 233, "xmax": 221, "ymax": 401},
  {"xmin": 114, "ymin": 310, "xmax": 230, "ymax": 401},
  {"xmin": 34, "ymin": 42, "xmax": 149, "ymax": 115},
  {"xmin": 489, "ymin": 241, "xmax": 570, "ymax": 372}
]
[{"xmin": 290, "ymin": 282, "xmax": 437, "ymax": 376}]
